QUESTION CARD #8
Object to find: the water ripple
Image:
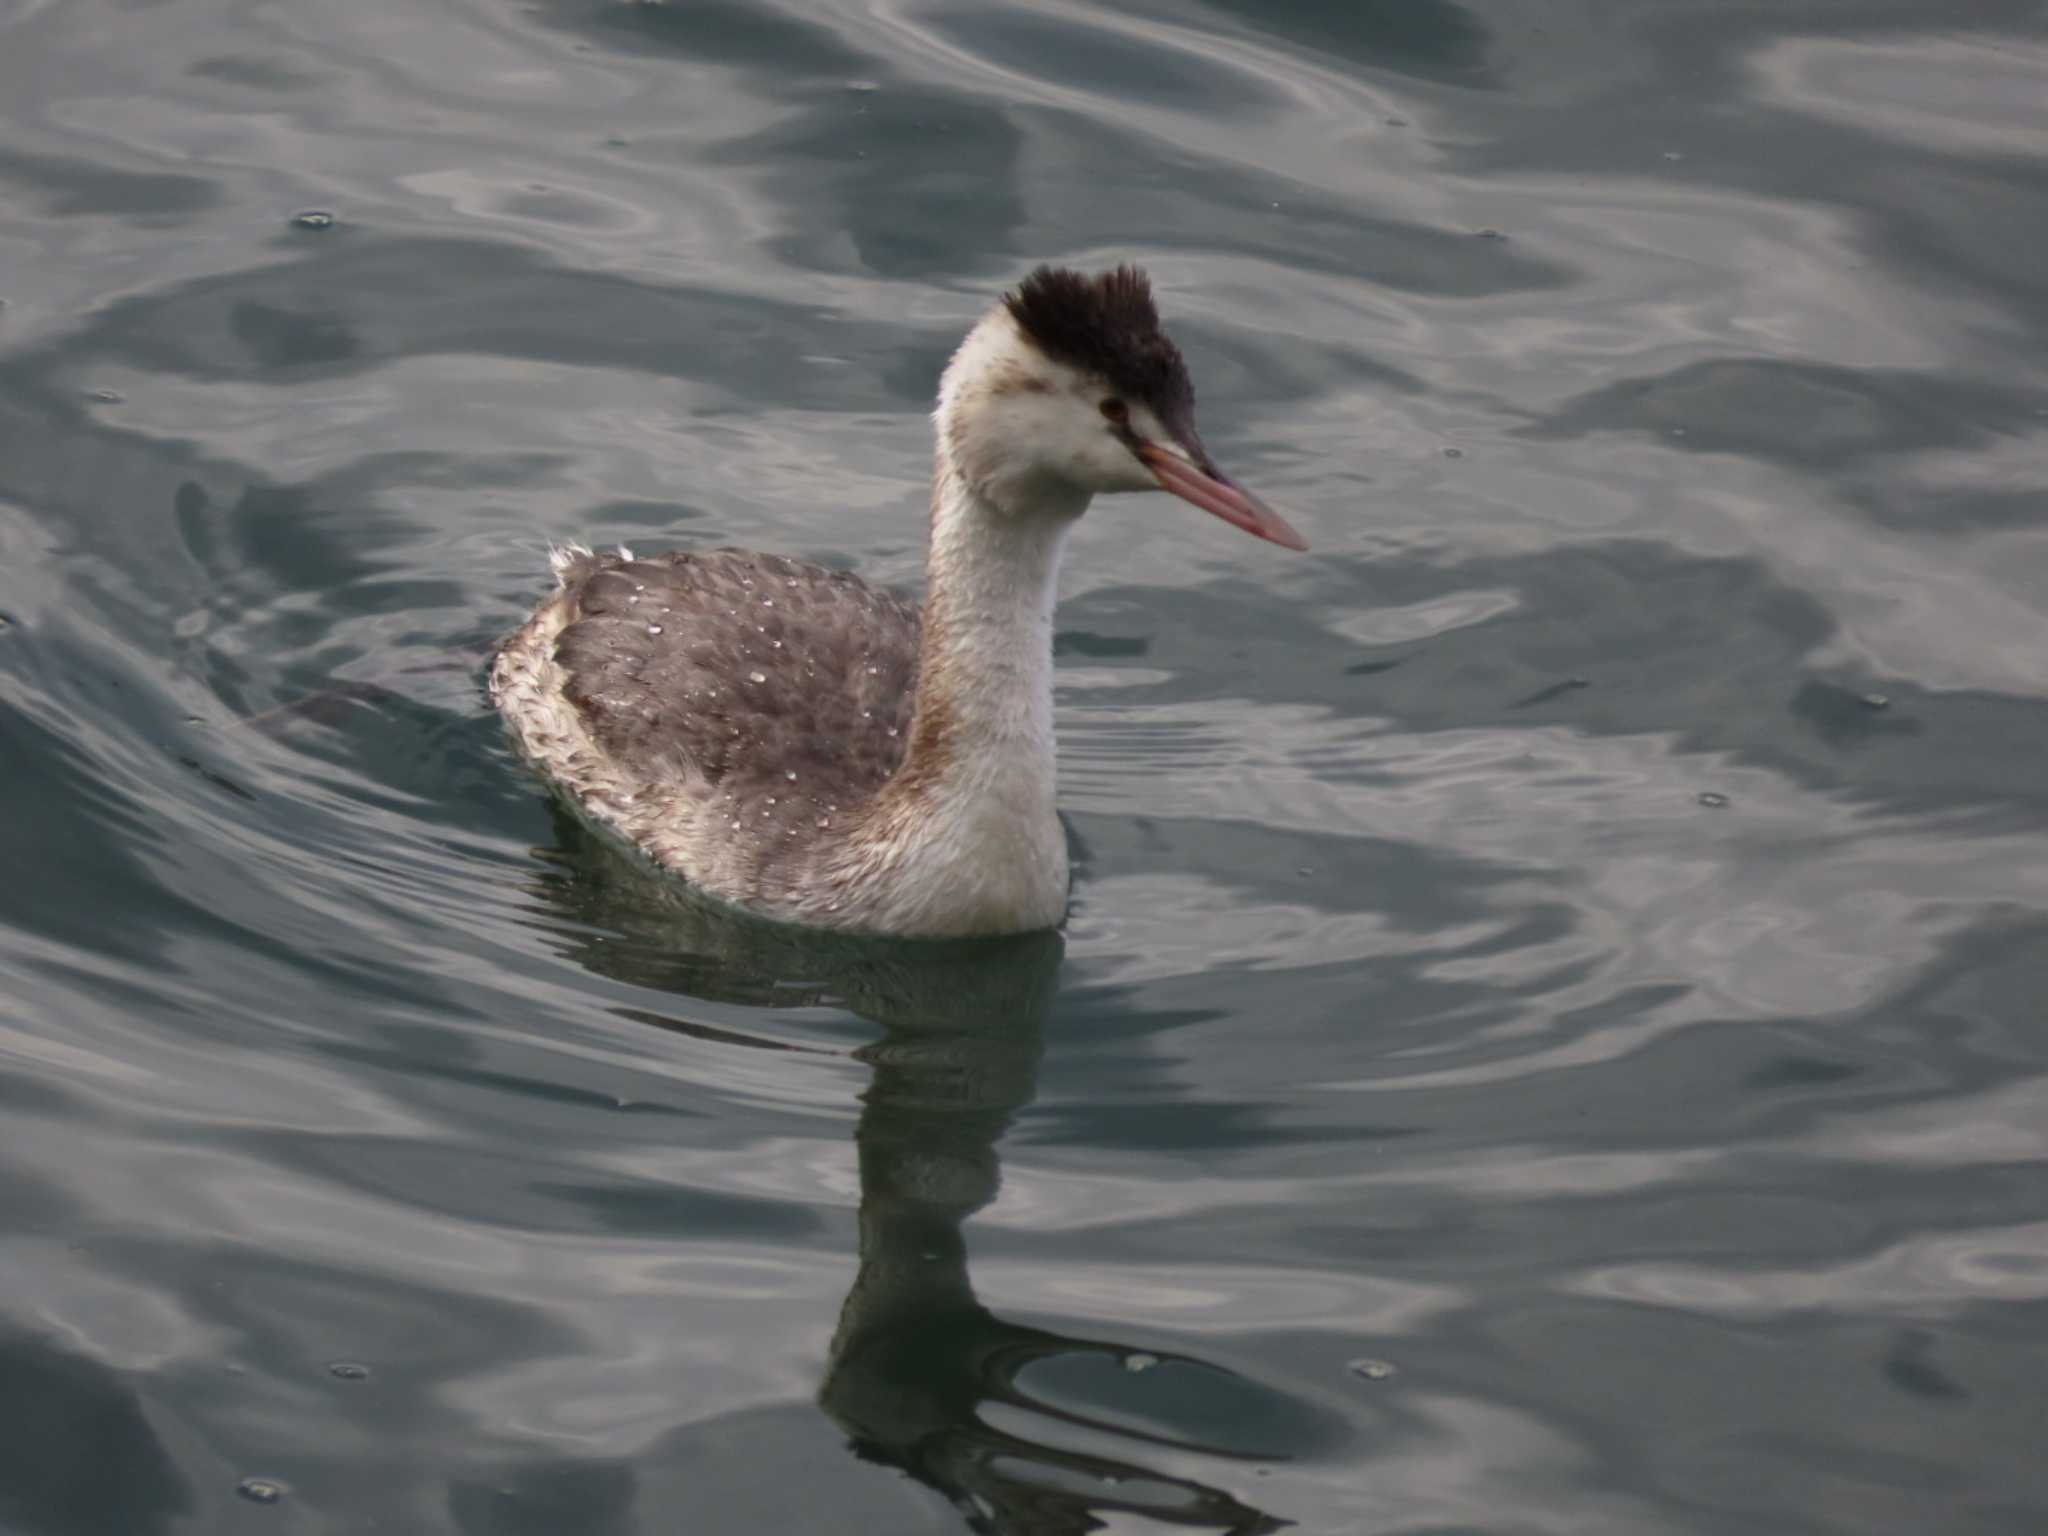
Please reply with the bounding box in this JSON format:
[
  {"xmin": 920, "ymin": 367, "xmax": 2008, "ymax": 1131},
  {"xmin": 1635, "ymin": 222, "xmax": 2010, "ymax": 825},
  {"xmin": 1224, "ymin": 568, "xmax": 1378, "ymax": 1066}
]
[{"xmin": 2, "ymin": 0, "xmax": 2045, "ymax": 1531}]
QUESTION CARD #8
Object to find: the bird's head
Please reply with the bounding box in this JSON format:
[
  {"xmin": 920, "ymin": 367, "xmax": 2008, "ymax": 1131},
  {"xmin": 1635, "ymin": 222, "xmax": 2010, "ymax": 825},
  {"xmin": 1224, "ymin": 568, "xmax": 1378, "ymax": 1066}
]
[{"xmin": 935, "ymin": 265, "xmax": 1306, "ymax": 550}]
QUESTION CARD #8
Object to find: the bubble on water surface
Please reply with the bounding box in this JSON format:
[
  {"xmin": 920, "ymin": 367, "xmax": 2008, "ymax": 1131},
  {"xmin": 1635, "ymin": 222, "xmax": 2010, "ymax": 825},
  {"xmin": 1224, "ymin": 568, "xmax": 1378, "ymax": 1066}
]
[
  {"xmin": 290, "ymin": 210, "xmax": 334, "ymax": 230},
  {"xmin": 1349, "ymin": 1358, "xmax": 1397, "ymax": 1381},
  {"xmin": 1697, "ymin": 791, "xmax": 1730, "ymax": 808},
  {"xmin": 237, "ymin": 1478, "xmax": 286, "ymax": 1504}
]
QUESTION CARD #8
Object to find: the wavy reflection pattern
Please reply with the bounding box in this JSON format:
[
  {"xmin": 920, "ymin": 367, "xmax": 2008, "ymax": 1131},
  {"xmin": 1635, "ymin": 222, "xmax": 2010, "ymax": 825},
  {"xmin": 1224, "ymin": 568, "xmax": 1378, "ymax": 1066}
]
[{"xmin": 0, "ymin": 0, "xmax": 2045, "ymax": 1531}]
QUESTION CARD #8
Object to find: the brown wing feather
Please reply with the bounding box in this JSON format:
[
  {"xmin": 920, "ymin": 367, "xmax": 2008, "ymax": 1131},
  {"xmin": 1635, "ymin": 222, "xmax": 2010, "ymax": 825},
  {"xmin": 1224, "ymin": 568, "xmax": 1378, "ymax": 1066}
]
[{"xmin": 552, "ymin": 549, "xmax": 920, "ymax": 809}]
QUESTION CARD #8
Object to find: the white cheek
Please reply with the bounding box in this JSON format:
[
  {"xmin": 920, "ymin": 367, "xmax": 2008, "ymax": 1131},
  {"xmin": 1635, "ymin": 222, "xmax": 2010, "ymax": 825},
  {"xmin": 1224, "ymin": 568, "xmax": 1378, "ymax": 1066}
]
[
  {"xmin": 1130, "ymin": 404, "xmax": 1171, "ymax": 443},
  {"xmin": 970, "ymin": 405, "xmax": 1090, "ymax": 495},
  {"xmin": 1091, "ymin": 438, "xmax": 1156, "ymax": 492}
]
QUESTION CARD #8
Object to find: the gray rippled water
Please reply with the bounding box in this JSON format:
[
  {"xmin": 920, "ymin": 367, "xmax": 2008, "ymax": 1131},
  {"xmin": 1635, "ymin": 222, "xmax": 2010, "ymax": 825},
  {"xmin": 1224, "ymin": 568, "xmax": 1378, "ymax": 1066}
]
[{"xmin": 2, "ymin": 1, "xmax": 2046, "ymax": 1532}]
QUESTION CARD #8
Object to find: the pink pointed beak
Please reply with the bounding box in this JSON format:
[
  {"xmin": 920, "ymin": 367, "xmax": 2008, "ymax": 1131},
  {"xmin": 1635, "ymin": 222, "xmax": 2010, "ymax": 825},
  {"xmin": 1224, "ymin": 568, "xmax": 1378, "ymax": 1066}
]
[{"xmin": 1137, "ymin": 441, "xmax": 1308, "ymax": 551}]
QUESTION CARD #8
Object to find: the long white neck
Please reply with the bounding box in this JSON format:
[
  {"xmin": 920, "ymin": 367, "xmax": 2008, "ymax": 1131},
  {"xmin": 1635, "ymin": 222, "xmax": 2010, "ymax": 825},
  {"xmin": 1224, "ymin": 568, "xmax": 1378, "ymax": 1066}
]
[
  {"xmin": 843, "ymin": 453, "xmax": 1081, "ymax": 935},
  {"xmin": 913, "ymin": 457, "xmax": 1078, "ymax": 790}
]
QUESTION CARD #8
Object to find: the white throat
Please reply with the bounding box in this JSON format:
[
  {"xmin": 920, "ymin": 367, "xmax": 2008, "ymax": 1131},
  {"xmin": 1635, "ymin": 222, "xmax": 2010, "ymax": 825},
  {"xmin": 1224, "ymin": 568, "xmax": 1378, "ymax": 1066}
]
[
  {"xmin": 841, "ymin": 445, "xmax": 1081, "ymax": 935},
  {"xmin": 922, "ymin": 455, "xmax": 1078, "ymax": 781}
]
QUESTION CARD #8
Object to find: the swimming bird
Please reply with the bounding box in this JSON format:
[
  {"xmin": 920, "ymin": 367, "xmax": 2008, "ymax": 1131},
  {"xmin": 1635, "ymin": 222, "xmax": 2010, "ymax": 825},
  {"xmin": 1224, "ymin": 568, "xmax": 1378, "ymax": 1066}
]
[{"xmin": 491, "ymin": 265, "xmax": 1305, "ymax": 938}]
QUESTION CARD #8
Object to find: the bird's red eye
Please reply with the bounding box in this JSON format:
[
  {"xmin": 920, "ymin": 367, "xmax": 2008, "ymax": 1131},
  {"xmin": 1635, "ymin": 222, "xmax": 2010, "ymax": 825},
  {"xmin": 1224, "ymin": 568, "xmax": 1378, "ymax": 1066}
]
[{"xmin": 1100, "ymin": 398, "xmax": 1128, "ymax": 423}]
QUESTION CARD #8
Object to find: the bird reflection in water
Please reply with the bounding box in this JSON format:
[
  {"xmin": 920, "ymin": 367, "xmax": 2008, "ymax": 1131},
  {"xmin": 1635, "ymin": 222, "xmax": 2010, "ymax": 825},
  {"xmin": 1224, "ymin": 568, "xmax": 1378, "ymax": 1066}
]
[{"xmin": 538, "ymin": 810, "xmax": 1290, "ymax": 1535}]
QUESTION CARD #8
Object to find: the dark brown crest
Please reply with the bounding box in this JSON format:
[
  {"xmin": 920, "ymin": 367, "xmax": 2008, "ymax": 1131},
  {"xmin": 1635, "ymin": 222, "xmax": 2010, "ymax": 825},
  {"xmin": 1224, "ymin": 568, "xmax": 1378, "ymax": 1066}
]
[{"xmin": 1004, "ymin": 265, "xmax": 1195, "ymax": 430}]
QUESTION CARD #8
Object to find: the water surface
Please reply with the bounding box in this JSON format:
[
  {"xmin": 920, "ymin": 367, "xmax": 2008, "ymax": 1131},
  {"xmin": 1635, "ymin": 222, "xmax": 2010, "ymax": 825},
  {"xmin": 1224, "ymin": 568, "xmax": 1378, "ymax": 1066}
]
[{"xmin": 2, "ymin": 1, "xmax": 2046, "ymax": 1532}]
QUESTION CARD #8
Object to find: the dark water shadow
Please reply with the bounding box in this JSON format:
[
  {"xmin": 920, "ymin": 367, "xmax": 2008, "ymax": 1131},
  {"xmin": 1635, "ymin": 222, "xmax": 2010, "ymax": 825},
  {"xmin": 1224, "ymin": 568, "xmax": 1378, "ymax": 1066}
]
[
  {"xmin": 529, "ymin": 815, "xmax": 1299, "ymax": 1534},
  {"xmin": 0, "ymin": 146, "xmax": 220, "ymax": 222},
  {"xmin": 1188, "ymin": 0, "xmax": 1494, "ymax": 86},
  {"xmin": 1519, "ymin": 357, "xmax": 2044, "ymax": 477},
  {"xmin": 0, "ymin": 1330, "xmax": 194, "ymax": 1536},
  {"xmin": 1064, "ymin": 540, "xmax": 2048, "ymax": 825}
]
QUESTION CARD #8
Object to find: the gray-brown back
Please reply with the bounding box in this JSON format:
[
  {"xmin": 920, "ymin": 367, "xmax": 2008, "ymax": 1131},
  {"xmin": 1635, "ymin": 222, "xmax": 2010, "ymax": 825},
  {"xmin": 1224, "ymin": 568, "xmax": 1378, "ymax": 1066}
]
[{"xmin": 550, "ymin": 548, "xmax": 920, "ymax": 821}]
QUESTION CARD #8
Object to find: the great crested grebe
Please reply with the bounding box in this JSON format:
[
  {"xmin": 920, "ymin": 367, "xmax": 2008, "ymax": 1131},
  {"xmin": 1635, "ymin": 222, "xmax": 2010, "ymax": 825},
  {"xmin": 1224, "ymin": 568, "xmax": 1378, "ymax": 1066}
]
[{"xmin": 491, "ymin": 265, "xmax": 1305, "ymax": 938}]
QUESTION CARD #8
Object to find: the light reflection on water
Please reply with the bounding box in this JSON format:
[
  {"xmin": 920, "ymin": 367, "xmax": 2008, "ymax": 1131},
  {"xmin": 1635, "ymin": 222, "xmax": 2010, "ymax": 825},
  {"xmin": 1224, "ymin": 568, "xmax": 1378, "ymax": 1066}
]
[{"xmin": 1, "ymin": 0, "xmax": 2046, "ymax": 1531}]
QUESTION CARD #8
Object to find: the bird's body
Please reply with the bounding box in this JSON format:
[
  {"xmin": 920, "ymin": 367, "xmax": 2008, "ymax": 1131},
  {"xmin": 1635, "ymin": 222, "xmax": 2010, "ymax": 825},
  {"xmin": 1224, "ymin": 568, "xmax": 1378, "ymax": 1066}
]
[{"xmin": 491, "ymin": 266, "xmax": 1304, "ymax": 937}]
